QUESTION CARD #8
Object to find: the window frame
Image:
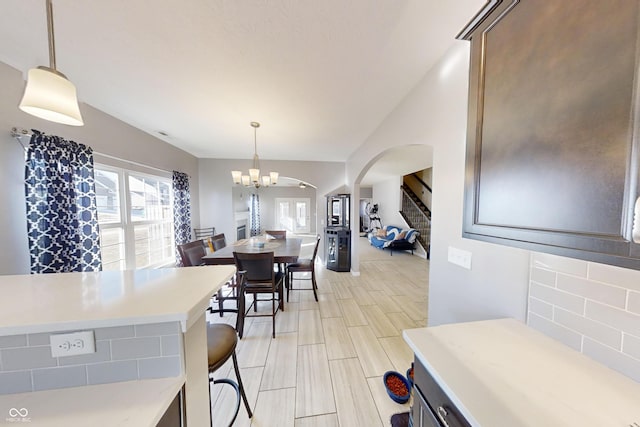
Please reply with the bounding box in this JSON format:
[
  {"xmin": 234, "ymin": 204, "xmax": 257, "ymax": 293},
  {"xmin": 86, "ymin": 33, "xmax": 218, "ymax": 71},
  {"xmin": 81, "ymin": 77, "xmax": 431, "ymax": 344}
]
[{"xmin": 95, "ymin": 163, "xmax": 175, "ymax": 270}]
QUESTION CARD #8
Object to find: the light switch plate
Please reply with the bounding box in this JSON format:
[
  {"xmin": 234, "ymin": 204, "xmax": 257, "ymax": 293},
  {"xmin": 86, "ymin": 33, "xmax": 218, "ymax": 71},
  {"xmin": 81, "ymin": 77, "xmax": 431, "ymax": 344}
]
[
  {"xmin": 50, "ymin": 331, "xmax": 95, "ymax": 357},
  {"xmin": 448, "ymin": 246, "xmax": 472, "ymax": 270}
]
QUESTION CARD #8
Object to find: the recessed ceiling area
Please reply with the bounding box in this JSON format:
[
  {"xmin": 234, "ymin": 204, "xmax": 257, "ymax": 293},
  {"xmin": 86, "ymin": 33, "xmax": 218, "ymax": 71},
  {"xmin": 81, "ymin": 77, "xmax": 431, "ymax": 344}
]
[{"xmin": 0, "ymin": 0, "xmax": 484, "ymax": 163}]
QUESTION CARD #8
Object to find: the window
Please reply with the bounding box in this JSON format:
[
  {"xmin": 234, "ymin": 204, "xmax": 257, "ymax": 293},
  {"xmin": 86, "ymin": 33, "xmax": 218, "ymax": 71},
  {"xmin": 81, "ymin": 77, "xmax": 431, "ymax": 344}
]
[{"xmin": 95, "ymin": 165, "xmax": 174, "ymax": 270}]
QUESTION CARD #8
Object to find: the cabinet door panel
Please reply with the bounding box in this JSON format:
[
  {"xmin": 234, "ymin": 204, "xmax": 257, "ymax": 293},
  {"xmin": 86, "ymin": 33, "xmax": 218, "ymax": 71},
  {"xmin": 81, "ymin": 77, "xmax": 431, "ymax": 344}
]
[{"xmin": 460, "ymin": 0, "xmax": 640, "ymax": 269}]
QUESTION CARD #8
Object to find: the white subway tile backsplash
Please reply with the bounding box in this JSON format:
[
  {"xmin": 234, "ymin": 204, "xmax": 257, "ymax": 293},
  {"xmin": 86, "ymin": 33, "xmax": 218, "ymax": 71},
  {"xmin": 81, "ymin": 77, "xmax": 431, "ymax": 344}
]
[
  {"xmin": 528, "ymin": 297, "xmax": 553, "ymax": 319},
  {"xmin": 528, "ymin": 256, "xmax": 640, "ymax": 384},
  {"xmin": 556, "ymin": 274, "xmax": 627, "ymax": 309},
  {"xmin": 0, "ymin": 324, "xmax": 184, "ymax": 394},
  {"xmin": 530, "ymin": 283, "xmax": 585, "ymax": 314},
  {"xmin": 585, "ymin": 301, "xmax": 640, "ymax": 337},
  {"xmin": 0, "ymin": 335, "xmax": 27, "ymax": 349},
  {"xmin": 527, "ymin": 313, "xmax": 582, "ymax": 351},
  {"xmin": 161, "ymin": 335, "xmax": 181, "ymax": 356},
  {"xmin": 530, "ymin": 267, "xmax": 557, "ymax": 287},
  {"xmin": 622, "ymin": 333, "xmax": 640, "ymax": 360},
  {"xmin": 94, "ymin": 325, "xmax": 135, "ymax": 341},
  {"xmin": 33, "ymin": 365, "xmax": 87, "ymax": 391},
  {"xmin": 629, "ymin": 292, "xmax": 640, "ymax": 315},
  {"xmin": 58, "ymin": 340, "xmax": 111, "ymax": 366},
  {"xmin": 1, "ymin": 346, "xmax": 56, "ymax": 371},
  {"xmin": 87, "ymin": 360, "xmax": 138, "ymax": 385},
  {"xmin": 583, "ymin": 338, "xmax": 640, "ymax": 383},
  {"xmin": 0, "ymin": 371, "xmax": 32, "ymax": 395},
  {"xmin": 553, "ymin": 307, "xmax": 621, "ymax": 350},
  {"xmin": 138, "ymin": 356, "xmax": 181, "ymax": 379},
  {"xmin": 532, "ymin": 252, "xmax": 587, "ymax": 277},
  {"xmin": 27, "ymin": 332, "xmax": 51, "ymax": 346},
  {"xmin": 135, "ymin": 322, "xmax": 180, "ymax": 337},
  {"xmin": 588, "ymin": 262, "xmax": 640, "ymax": 292},
  {"xmin": 111, "ymin": 337, "xmax": 161, "ymax": 360}
]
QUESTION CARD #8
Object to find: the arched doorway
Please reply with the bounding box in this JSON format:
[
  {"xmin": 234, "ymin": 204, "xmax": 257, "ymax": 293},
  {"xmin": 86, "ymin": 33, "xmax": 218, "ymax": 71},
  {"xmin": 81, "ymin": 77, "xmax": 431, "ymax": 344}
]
[{"xmin": 350, "ymin": 144, "xmax": 433, "ymax": 274}]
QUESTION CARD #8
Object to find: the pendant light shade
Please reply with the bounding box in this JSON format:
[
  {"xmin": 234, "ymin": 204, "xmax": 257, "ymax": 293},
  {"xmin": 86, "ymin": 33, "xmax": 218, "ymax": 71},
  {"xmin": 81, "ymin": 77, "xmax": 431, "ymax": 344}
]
[
  {"xmin": 19, "ymin": 0, "xmax": 83, "ymax": 126},
  {"xmin": 19, "ymin": 67, "xmax": 83, "ymax": 126}
]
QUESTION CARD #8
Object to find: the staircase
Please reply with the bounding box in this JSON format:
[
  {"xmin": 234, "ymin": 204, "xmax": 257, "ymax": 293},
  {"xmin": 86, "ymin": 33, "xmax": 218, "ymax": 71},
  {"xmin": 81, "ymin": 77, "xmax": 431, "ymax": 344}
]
[{"xmin": 400, "ymin": 181, "xmax": 431, "ymax": 258}]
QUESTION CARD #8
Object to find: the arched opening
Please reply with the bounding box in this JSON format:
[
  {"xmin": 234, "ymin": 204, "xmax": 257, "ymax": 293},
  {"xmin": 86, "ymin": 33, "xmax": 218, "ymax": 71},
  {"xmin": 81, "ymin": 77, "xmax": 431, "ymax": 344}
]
[{"xmin": 351, "ymin": 144, "xmax": 433, "ymax": 273}]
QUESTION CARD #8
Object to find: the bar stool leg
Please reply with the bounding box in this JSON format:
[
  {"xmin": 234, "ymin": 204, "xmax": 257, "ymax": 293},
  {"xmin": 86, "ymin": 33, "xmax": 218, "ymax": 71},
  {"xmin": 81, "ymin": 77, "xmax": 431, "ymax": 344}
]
[{"xmin": 232, "ymin": 351, "xmax": 253, "ymax": 418}]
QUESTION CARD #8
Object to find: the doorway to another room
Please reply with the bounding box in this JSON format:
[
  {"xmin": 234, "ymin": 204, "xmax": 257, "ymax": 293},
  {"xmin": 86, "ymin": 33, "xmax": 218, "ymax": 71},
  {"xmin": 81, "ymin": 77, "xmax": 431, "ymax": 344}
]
[{"xmin": 275, "ymin": 198, "xmax": 311, "ymax": 234}]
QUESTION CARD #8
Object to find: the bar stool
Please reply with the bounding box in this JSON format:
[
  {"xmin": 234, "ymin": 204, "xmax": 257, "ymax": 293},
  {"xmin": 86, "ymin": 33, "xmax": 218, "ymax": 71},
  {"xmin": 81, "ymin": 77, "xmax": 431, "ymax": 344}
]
[{"xmin": 207, "ymin": 323, "xmax": 252, "ymax": 426}]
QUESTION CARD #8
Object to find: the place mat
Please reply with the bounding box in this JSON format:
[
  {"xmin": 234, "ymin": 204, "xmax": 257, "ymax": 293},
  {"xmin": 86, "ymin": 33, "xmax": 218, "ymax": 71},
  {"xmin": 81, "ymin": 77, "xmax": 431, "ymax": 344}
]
[{"xmin": 390, "ymin": 411, "xmax": 410, "ymax": 427}]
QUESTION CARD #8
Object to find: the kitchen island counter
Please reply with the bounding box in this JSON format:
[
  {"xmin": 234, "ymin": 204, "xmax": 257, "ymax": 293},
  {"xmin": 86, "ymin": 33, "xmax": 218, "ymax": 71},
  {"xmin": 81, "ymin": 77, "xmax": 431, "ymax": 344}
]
[{"xmin": 403, "ymin": 319, "xmax": 640, "ymax": 427}]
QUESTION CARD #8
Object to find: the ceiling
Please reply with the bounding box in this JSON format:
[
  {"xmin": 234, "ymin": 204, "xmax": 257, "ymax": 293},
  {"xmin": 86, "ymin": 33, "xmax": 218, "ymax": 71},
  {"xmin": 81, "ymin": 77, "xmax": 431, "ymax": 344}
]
[{"xmin": 0, "ymin": 0, "xmax": 482, "ymax": 168}]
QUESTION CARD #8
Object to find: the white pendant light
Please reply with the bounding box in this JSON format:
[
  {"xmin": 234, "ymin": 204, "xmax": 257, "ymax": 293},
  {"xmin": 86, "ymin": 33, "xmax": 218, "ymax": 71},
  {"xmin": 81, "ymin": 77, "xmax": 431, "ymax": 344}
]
[
  {"xmin": 231, "ymin": 122, "xmax": 278, "ymax": 188},
  {"xmin": 19, "ymin": 0, "xmax": 83, "ymax": 126}
]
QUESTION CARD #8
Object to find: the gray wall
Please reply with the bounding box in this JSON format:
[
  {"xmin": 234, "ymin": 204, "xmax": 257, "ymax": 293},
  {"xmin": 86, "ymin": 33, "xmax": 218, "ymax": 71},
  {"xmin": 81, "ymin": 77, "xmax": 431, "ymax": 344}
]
[
  {"xmin": 346, "ymin": 43, "xmax": 530, "ymax": 325},
  {"xmin": 0, "ymin": 61, "xmax": 199, "ymax": 275}
]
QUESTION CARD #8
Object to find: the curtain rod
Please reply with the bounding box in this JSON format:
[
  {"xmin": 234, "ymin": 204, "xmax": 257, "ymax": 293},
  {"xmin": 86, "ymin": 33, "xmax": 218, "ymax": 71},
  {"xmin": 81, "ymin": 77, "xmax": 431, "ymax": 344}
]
[{"xmin": 10, "ymin": 127, "xmax": 174, "ymax": 176}]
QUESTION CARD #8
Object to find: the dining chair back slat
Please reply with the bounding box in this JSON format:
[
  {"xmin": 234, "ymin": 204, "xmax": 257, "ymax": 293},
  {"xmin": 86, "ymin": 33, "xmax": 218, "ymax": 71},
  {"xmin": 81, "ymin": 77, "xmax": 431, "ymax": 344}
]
[{"xmin": 193, "ymin": 226, "xmax": 215, "ymax": 240}]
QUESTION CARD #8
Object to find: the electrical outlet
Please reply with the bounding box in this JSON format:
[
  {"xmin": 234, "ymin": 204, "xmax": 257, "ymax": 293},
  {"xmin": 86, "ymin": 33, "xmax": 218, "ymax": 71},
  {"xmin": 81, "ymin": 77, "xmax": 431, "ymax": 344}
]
[
  {"xmin": 50, "ymin": 331, "xmax": 95, "ymax": 357},
  {"xmin": 448, "ymin": 246, "xmax": 472, "ymax": 270}
]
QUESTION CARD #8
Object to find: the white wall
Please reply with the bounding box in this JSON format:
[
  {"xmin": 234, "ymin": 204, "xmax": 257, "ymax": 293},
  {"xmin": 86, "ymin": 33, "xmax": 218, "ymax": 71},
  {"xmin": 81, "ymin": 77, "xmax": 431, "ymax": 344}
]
[
  {"xmin": 346, "ymin": 42, "xmax": 530, "ymax": 325},
  {"xmin": 372, "ymin": 177, "xmax": 403, "ymax": 228},
  {"xmin": 0, "ymin": 61, "xmax": 200, "ymax": 275},
  {"xmin": 198, "ymin": 158, "xmax": 344, "ymax": 247}
]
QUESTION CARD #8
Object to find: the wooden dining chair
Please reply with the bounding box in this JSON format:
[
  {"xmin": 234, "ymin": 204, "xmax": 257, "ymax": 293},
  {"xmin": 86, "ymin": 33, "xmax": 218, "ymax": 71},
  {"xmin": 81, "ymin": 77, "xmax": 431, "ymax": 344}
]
[
  {"xmin": 177, "ymin": 240, "xmax": 239, "ymax": 321},
  {"xmin": 210, "ymin": 233, "xmax": 227, "ymax": 251},
  {"xmin": 177, "ymin": 240, "xmax": 207, "ymax": 267},
  {"xmin": 208, "ymin": 233, "xmax": 239, "ymax": 317},
  {"xmin": 286, "ymin": 235, "xmax": 321, "ymax": 302},
  {"xmin": 264, "ymin": 230, "xmax": 287, "ymax": 273},
  {"xmin": 265, "ymin": 230, "xmax": 286, "ymax": 239},
  {"xmin": 193, "ymin": 226, "xmax": 215, "ymax": 240},
  {"xmin": 233, "ymin": 251, "xmax": 284, "ymax": 339}
]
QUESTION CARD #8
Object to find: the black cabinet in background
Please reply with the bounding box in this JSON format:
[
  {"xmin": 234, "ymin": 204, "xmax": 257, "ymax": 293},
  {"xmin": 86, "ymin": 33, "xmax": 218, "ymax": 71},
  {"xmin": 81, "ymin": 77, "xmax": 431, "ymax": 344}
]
[
  {"xmin": 458, "ymin": 0, "xmax": 640, "ymax": 270},
  {"xmin": 325, "ymin": 227, "xmax": 351, "ymax": 272}
]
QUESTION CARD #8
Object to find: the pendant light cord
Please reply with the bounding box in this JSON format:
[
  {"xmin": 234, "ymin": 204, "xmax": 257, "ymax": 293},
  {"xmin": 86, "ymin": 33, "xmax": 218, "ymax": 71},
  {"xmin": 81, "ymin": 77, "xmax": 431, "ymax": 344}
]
[{"xmin": 46, "ymin": 0, "xmax": 56, "ymax": 70}]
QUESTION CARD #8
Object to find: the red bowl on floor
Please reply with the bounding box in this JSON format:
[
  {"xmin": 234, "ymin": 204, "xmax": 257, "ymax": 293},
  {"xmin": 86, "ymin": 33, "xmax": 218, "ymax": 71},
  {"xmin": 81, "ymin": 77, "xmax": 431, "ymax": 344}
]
[{"xmin": 383, "ymin": 371, "xmax": 410, "ymax": 404}]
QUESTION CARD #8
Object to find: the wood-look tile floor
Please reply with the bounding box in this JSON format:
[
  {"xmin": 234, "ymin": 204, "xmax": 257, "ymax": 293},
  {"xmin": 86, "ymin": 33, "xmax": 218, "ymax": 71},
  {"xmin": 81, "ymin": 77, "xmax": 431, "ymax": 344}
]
[{"xmin": 207, "ymin": 236, "xmax": 429, "ymax": 427}]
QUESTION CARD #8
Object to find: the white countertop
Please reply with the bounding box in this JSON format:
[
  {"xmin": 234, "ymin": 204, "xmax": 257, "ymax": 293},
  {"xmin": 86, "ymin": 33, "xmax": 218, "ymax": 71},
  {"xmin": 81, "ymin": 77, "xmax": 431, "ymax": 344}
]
[
  {"xmin": 403, "ymin": 318, "xmax": 640, "ymax": 427},
  {"xmin": 0, "ymin": 377, "xmax": 184, "ymax": 426},
  {"xmin": 0, "ymin": 266, "xmax": 235, "ymax": 335}
]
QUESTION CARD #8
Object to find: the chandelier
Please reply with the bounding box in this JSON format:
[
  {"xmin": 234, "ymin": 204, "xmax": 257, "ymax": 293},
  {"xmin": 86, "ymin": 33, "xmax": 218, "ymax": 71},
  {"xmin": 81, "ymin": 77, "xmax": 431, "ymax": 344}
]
[{"xmin": 231, "ymin": 122, "xmax": 279, "ymax": 188}]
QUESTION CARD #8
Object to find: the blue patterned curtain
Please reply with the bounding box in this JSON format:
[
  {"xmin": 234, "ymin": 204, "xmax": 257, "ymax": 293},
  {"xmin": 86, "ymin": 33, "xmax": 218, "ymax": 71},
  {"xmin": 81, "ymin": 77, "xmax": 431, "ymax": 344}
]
[
  {"xmin": 172, "ymin": 171, "xmax": 191, "ymax": 265},
  {"xmin": 24, "ymin": 131, "xmax": 101, "ymax": 273},
  {"xmin": 250, "ymin": 193, "xmax": 261, "ymax": 236}
]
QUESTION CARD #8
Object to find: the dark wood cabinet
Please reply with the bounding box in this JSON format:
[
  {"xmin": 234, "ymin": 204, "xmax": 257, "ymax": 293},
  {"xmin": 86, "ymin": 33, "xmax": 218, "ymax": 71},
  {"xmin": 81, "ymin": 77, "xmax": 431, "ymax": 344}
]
[
  {"xmin": 411, "ymin": 357, "xmax": 471, "ymax": 427},
  {"xmin": 458, "ymin": 0, "xmax": 640, "ymax": 270}
]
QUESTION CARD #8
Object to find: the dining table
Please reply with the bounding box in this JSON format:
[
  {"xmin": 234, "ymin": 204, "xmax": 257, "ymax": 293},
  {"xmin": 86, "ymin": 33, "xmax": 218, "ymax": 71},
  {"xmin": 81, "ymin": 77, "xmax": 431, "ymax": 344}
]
[{"xmin": 201, "ymin": 237, "xmax": 302, "ymax": 266}]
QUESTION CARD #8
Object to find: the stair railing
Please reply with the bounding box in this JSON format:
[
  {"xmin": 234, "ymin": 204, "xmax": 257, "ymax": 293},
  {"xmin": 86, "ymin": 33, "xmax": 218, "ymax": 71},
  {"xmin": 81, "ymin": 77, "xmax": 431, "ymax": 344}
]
[{"xmin": 400, "ymin": 185, "xmax": 431, "ymax": 258}]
